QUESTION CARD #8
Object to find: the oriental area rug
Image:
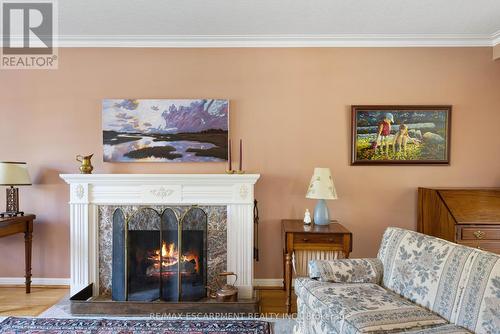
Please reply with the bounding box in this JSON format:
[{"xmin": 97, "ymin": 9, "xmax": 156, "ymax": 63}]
[{"xmin": 0, "ymin": 317, "xmax": 271, "ymax": 334}]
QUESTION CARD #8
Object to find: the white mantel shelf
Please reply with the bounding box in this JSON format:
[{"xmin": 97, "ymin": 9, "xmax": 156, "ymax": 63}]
[
  {"xmin": 60, "ymin": 173, "xmax": 260, "ymax": 205},
  {"xmin": 59, "ymin": 173, "xmax": 260, "ymax": 298},
  {"xmin": 60, "ymin": 173, "xmax": 261, "ymax": 184}
]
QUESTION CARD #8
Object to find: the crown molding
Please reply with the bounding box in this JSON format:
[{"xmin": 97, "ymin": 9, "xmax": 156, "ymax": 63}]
[
  {"xmin": 4, "ymin": 33, "xmax": 498, "ymax": 48},
  {"xmin": 53, "ymin": 33, "xmax": 498, "ymax": 48},
  {"xmin": 492, "ymin": 30, "xmax": 500, "ymax": 46}
]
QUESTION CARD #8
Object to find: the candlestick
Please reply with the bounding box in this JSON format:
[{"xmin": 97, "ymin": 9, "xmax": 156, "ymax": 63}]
[
  {"xmin": 237, "ymin": 139, "xmax": 245, "ymax": 174},
  {"xmin": 226, "ymin": 139, "xmax": 234, "ymax": 174},
  {"xmin": 239, "ymin": 139, "xmax": 242, "ymax": 171}
]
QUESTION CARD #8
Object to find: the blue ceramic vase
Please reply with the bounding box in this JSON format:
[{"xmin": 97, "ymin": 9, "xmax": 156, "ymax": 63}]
[{"xmin": 313, "ymin": 199, "xmax": 330, "ymax": 225}]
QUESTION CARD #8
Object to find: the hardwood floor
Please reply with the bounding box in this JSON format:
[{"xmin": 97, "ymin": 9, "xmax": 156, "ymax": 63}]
[
  {"xmin": 0, "ymin": 286, "xmax": 68, "ymax": 317},
  {"xmin": 0, "ymin": 286, "xmax": 296, "ymax": 317},
  {"xmin": 257, "ymin": 287, "xmax": 297, "ymax": 315}
]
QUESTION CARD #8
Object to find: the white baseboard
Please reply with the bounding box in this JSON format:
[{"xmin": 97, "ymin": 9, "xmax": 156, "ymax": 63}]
[
  {"xmin": 0, "ymin": 277, "xmax": 70, "ymax": 286},
  {"xmin": 253, "ymin": 278, "xmax": 285, "ymax": 288}
]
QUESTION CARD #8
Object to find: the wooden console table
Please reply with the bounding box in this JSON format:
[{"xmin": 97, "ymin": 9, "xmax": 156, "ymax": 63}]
[
  {"xmin": 0, "ymin": 214, "xmax": 35, "ymax": 293},
  {"xmin": 282, "ymin": 219, "xmax": 352, "ymax": 314}
]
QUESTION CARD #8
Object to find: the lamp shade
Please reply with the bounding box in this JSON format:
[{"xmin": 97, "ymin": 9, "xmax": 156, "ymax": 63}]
[
  {"xmin": 306, "ymin": 167, "xmax": 337, "ymax": 200},
  {"xmin": 0, "ymin": 162, "xmax": 31, "ymax": 186}
]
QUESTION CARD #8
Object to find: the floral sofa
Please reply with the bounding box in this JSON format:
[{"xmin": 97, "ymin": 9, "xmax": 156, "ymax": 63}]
[{"xmin": 294, "ymin": 227, "xmax": 500, "ymax": 334}]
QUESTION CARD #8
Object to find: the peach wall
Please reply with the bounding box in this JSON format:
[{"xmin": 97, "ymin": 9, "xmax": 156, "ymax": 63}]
[
  {"xmin": 1, "ymin": 47, "xmax": 499, "ymax": 281},
  {"xmin": 494, "ymin": 45, "xmax": 500, "ymax": 60}
]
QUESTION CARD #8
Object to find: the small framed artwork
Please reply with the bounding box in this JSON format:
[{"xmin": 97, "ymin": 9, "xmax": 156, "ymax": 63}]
[{"xmin": 351, "ymin": 105, "xmax": 451, "ymax": 165}]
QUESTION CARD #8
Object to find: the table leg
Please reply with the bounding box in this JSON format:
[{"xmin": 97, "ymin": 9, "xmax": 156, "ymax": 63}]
[
  {"xmin": 24, "ymin": 228, "xmax": 32, "ymax": 294},
  {"xmin": 282, "ymin": 250, "xmax": 286, "ymax": 291},
  {"xmin": 285, "ymin": 252, "xmax": 292, "ymax": 314},
  {"xmin": 343, "ymin": 234, "xmax": 351, "ymax": 259}
]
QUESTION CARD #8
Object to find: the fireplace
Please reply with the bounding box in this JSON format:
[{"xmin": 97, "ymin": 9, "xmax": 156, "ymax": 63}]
[
  {"xmin": 112, "ymin": 207, "xmax": 207, "ymax": 302},
  {"xmin": 60, "ymin": 173, "xmax": 260, "ymax": 301},
  {"xmin": 60, "ymin": 174, "xmax": 261, "ymax": 315}
]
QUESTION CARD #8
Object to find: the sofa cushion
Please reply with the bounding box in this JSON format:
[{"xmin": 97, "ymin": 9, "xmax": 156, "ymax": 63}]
[
  {"xmin": 455, "ymin": 254, "xmax": 500, "ymax": 334},
  {"xmin": 296, "ymin": 299, "xmax": 471, "ymax": 334},
  {"xmin": 295, "ymin": 277, "xmax": 447, "ymax": 333},
  {"xmin": 401, "ymin": 324, "xmax": 472, "ymax": 334},
  {"xmin": 378, "ymin": 227, "xmax": 500, "ymax": 334},
  {"xmin": 295, "ymin": 297, "xmax": 339, "ymax": 334},
  {"xmin": 308, "ymin": 258, "xmax": 383, "ymax": 284}
]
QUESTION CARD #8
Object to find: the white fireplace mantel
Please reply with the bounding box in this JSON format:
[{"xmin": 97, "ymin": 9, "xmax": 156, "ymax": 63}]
[{"xmin": 60, "ymin": 173, "xmax": 260, "ymax": 298}]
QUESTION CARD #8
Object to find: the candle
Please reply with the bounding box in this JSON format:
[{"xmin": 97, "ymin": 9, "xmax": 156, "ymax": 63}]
[
  {"xmin": 239, "ymin": 139, "xmax": 243, "ymax": 172},
  {"xmin": 228, "ymin": 139, "xmax": 232, "ymax": 171}
]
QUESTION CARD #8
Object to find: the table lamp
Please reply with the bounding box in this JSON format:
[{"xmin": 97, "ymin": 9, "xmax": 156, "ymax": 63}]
[
  {"xmin": 0, "ymin": 162, "xmax": 31, "ymax": 217},
  {"xmin": 306, "ymin": 167, "xmax": 337, "ymax": 225}
]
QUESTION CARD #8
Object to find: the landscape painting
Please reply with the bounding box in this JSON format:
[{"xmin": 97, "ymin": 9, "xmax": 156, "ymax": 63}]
[
  {"xmin": 103, "ymin": 99, "xmax": 229, "ymax": 162},
  {"xmin": 351, "ymin": 105, "xmax": 451, "ymax": 165}
]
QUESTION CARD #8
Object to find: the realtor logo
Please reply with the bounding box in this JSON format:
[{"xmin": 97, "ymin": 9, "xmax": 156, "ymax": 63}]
[{"xmin": 1, "ymin": 0, "xmax": 58, "ymax": 69}]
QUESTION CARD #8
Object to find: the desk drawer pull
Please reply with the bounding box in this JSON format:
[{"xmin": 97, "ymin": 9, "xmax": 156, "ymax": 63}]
[
  {"xmin": 473, "ymin": 231, "xmax": 485, "ymax": 239},
  {"xmin": 302, "ymin": 238, "xmax": 309, "ymax": 242}
]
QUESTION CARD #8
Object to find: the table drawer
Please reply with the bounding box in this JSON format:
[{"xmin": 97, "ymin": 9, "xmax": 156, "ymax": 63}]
[
  {"xmin": 460, "ymin": 227, "xmax": 500, "ymax": 240},
  {"xmin": 293, "ymin": 233, "xmax": 343, "ymax": 244},
  {"xmin": 458, "ymin": 240, "xmax": 500, "ymax": 254}
]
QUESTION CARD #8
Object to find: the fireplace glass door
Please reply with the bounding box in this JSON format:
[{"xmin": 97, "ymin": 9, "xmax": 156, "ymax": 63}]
[
  {"xmin": 112, "ymin": 207, "xmax": 207, "ymax": 302},
  {"xmin": 179, "ymin": 207, "xmax": 207, "ymax": 301},
  {"xmin": 127, "ymin": 208, "xmax": 161, "ymax": 301},
  {"xmin": 160, "ymin": 208, "xmax": 179, "ymax": 301}
]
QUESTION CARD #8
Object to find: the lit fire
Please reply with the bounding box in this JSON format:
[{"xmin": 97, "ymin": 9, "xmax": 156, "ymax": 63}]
[{"xmin": 147, "ymin": 241, "xmax": 199, "ymax": 274}]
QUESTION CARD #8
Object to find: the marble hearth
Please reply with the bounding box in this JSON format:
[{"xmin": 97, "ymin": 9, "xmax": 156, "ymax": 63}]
[{"xmin": 60, "ymin": 174, "xmax": 260, "ymax": 299}]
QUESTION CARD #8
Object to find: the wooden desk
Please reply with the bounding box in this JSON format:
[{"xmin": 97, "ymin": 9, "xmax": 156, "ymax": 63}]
[
  {"xmin": 418, "ymin": 188, "xmax": 500, "ymax": 254},
  {"xmin": 281, "ymin": 219, "xmax": 352, "ymax": 314},
  {"xmin": 0, "ymin": 214, "xmax": 35, "ymax": 293}
]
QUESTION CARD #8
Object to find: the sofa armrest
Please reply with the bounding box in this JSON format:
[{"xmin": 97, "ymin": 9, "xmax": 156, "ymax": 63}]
[{"xmin": 308, "ymin": 258, "xmax": 383, "ymax": 284}]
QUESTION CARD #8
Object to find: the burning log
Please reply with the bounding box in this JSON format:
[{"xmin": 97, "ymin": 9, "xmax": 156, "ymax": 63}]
[{"xmin": 146, "ymin": 241, "xmax": 200, "ymax": 277}]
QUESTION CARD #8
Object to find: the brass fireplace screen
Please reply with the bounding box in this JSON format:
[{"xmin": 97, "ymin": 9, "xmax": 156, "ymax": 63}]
[{"xmin": 111, "ymin": 207, "xmax": 208, "ymax": 302}]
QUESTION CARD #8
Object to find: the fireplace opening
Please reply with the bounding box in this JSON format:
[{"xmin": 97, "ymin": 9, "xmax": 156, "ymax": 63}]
[{"xmin": 112, "ymin": 207, "xmax": 207, "ymax": 302}]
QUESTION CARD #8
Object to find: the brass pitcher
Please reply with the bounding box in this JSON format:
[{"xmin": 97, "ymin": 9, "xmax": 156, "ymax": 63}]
[
  {"xmin": 207, "ymin": 272, "xmax": 238, "ymax": 302},
  {"xmin": 76, "ymin": 154, "xmax": 94, "ymax": 174}
]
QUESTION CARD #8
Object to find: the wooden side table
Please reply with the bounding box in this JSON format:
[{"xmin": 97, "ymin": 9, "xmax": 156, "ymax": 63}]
[
  {"xmin": 281, "ymin": 219, "xmax": 352, "ymax": 314},
  {"xmin": 0, "ymin": 214, "xmax": 35, "ymax": 293}
]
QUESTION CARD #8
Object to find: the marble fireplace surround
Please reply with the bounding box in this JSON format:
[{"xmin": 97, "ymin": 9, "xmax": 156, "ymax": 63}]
[{"xmin": 60, "ymin": 174, "xmax": 260, "ymax": 299}]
